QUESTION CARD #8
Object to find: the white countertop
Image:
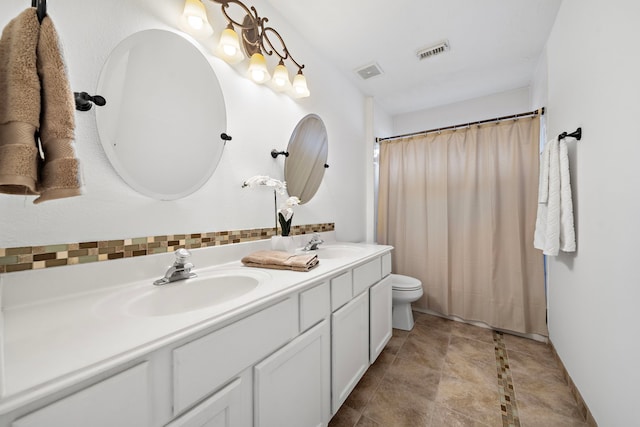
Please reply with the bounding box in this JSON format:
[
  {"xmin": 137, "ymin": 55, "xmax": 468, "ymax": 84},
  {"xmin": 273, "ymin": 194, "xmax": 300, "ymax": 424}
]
[{"xmin": 0, "ymin": 234, "xmax": 392, "ymax": 413}]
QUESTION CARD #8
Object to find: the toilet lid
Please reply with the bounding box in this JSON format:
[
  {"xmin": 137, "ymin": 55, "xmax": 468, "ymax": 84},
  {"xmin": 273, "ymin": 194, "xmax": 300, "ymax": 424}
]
[
  {"xmin": 391, "ymin": 274, "xmax": 422, "ymax": 291},
  {"xmin": 393, "ymin": 283, "xmax": 422, "ymax": 291}
]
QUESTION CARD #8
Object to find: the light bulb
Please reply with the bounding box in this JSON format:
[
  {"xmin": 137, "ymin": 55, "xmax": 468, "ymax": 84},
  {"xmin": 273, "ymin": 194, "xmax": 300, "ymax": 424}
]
[
  {"xmin": 181, "ymin": 0, "xmax": 212, "ymax": 38},
  {"xmin": 252, "ymin": 69, "xmax": 265, "ymax": 82},
  {"xmin": 272, "ymin": 62, "xmax": 289, "ymax": 89},
  {"xmin": 219, "ymin": 27, "xmax": 240, "ymax": 57},
  {"xmin": 223, "ymin": 44, "xmax": 237, "ymax": 57},
  {"xmin": 247, "ymin": 53, "xmax": 270, "ymax": 84},
  {"xmin": 187, "ymin": 15, "xmax": 203, "ymax": 30},
  {"xmin": 292, "ymin": 71, "xmax": 310, "ymax": 97},
  {"xmin": 215, "ymin": 25, "xmax": 244, "ymax": 64}
]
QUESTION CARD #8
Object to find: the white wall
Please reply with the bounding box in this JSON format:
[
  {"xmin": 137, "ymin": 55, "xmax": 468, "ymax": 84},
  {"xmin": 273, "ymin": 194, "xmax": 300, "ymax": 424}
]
[
  {"xmin": 530, "ymin": 45, "xmax": 548, "ymax": 111},
  {"xmin": 392, "ymin": 86, "xmax": 531, "ymax": 136},
  {"xmin": 365, "ymin": 98, "xmax": 392, "ymax": 243},
  {"xmin": 0, "ymin": 0, "xmax": 368, "ymax": 247},
  {"xmin": 543, "ymin": 1, "xmax": 640, "ymax": 425}
]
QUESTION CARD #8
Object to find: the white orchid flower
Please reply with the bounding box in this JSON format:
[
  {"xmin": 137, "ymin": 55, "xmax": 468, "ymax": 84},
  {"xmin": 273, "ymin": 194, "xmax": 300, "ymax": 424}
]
[
  {"xmin": 241, "ymin": 175, "xmax": 287, "ymax": 195},
  {"xmin": 284, "ymin": 196, "xmax": 301, "ymax": 208},
  {"xmin": 278, "ymin": 196, "xmax": 300, "ymax": 221}
]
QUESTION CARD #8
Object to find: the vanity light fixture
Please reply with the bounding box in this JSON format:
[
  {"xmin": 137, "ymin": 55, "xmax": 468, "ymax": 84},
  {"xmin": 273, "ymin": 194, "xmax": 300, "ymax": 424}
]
[
  {"xmin": 182, "ymin": 0, "xmax": 310, "ymax": 97},
  {"xmin": 181, "ymin": 0, "xmax": 213, "ymax": 38}
]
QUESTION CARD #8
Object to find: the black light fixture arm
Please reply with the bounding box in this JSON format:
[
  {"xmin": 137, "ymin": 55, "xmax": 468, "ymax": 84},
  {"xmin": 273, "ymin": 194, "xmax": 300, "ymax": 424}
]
[
  {"xmin": 271, "ymin": 149, "xmax": 289, "ymax": 158},
  {"xmin": 261, "ymin": 25, "xmax": 304, "ymax": 71},
  {"xmin": 214, "ymin": 0, "xmax": 257, "ymax": 30}
]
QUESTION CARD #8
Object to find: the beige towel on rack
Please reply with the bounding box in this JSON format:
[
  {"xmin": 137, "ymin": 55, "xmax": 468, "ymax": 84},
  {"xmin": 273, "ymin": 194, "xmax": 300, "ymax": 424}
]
[
  {"xmin": 0, "ymin": 8, "xmax": 41, "ymax": 195},
  {"xmin": 241, "ymin": 250, "xmax": 319, "ymax": 272},
  {"xmin": 0, "ymin": 8, "xmax": 82, "ymax": 203},
  {"xmin": 34, "ymin": 12, "xmax": 82, "ymax": 203},
  {"xmin": 534, "ymin": 138, "xmax": 576, "ymax": 255}
]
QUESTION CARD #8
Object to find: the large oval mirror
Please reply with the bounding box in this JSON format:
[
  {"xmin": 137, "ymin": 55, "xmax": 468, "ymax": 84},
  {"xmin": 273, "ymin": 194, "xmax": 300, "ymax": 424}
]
[
  {"xmin": 284, "ymin": 114, "xmax": 328, "ymax": 204},
  {"xmin": 96, "ymin": 30, "xmax": 227, "ymax": 200}
]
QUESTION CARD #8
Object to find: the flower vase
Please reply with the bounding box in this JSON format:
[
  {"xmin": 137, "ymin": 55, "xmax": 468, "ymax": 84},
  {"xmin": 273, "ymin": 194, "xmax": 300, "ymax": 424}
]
[{"xmin": 271, "ymin": 235, "xmax": 297, "ymax": 253}]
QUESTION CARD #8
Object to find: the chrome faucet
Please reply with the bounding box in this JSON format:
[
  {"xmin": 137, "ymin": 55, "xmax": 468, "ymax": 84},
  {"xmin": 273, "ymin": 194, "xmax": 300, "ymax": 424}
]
[
  {"xmin": 153, "ymin": 248, "xmax": 197, "ymax": 286},
  {"xmin": 303, "ymin": 233, "xmax": 324, "ymax": 251}
]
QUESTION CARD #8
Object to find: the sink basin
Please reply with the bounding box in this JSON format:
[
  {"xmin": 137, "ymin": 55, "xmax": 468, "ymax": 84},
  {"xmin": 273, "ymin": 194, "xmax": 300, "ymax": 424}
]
[
  {"xmin": 306, "ymin": 245, "xmax": 363, "ymax": 259},
  {"xmin": 125, "ymin": 272, "xmax": 264, "ymax": 317}
]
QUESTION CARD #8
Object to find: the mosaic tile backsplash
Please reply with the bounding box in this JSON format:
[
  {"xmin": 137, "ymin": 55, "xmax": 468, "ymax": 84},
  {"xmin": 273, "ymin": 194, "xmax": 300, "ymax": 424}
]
[{"xmin": 0, "ymin": 223, "xmax": 334, "ymax": 274}]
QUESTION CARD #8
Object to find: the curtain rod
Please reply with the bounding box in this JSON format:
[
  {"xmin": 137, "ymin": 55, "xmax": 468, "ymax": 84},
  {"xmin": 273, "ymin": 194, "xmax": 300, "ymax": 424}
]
[{"xmin": 376, "ymin": 107, "xmax": 545, "ymax": 143}]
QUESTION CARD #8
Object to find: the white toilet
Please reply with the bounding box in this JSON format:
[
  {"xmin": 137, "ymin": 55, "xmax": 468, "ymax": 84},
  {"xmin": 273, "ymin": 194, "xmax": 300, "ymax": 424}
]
[{"xmin": 391, "ymin": 274, "xmax": 423, "ymax": 331}]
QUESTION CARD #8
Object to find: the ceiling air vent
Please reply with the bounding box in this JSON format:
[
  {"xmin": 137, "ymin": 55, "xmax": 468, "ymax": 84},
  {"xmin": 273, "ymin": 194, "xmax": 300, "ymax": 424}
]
[
  {"xmin": 355, "ymin": 62, "xmax": 383, "ymax": 80},
  {"xmin": 416, "ymin": 40, "xmax": 450, "ymax": 60}
]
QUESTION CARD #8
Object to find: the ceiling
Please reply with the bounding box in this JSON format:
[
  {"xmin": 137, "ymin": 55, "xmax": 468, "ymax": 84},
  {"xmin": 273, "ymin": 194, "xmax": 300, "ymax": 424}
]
[{"xmin": 264, "ymin": 0, "xmax": 562, "ymax": 116}]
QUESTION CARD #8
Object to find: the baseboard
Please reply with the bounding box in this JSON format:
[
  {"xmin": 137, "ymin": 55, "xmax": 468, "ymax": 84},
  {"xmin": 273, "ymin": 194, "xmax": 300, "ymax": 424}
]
[
  {"xmin": 411, "ymin": 306, "xmax": 548, "ymax": 342},
  {"xmin": 548, "ymin": 340, "xmax": 598, "ymax": 427}
]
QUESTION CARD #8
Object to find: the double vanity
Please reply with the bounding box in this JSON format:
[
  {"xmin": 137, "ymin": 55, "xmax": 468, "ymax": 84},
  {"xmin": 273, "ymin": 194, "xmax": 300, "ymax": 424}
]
[{"xmin": 0, "ymin": 234, "xmax": 393, "ymax": 427}]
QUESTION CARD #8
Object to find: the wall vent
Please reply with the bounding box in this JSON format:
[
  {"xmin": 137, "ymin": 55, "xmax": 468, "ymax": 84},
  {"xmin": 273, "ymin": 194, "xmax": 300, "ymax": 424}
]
[
  {"xmin": 416, "ymin": 40, "xmax": 450, "ymax": 60},
  {"xmin": 355, "ymin": 62, "xmax": 383, "ymax": 80}
]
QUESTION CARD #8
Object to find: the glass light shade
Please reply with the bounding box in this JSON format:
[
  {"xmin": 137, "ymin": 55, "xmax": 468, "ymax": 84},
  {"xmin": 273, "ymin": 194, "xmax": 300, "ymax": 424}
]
[
  {"xmin": 248, "ymin": 53, "xmax": 271, "ymax": 84},
  {"xmin": 181, "ymin": 0, "xmax": 213, "ymax": 38},
  {"xmin": 292, "ymin": 71, "xmax": 310, "ymax": 98},
  {"xmin": 272, "ymin": 62, "xmax": 290, "ymax": 90},
  {"xmin": 216, "ymin": 27, "xmax": 244, "ymax": 64}
]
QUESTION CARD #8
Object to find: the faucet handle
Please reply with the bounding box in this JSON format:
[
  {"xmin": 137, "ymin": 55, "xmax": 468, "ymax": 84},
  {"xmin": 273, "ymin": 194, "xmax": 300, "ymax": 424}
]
[{"xmin": 174, "ymin": 248, "xmax": 191, "ymax": 263}]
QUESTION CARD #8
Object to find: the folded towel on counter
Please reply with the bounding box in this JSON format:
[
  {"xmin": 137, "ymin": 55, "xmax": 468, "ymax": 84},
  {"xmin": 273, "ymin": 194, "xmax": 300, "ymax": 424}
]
[{"xmin": 241, "ymin": 250, "xmax": 319, "ymax": 272}]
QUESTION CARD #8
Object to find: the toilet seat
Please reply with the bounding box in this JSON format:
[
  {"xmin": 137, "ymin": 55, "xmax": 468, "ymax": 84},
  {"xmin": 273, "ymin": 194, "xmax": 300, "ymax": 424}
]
[{"xmin": 390, "ymin": 274, "xmax": 422, "ymax": 291}]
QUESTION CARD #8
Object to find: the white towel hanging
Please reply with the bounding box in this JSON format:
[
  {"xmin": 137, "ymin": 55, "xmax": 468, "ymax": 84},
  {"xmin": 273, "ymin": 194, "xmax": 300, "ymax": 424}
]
[{"xmin": 534, "ymin": 137, "xmax": 576, "ymax": 256}]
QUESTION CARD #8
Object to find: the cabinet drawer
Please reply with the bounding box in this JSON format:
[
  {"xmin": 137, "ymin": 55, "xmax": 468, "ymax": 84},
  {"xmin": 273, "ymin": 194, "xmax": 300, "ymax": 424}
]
[
  {"xmin": 13, "ymin": 363, "xmax": 151, "ymax": 427},
  {"xmin": 166, "ymin": 369, "xmax": 251, "ymax": 427},
  {"xmin": 353, "ymin": 257, "xmax": 382, "ymax": 296},
  {"xmin": 381, "ymin": 252, "xmax": 392, "ymax": 277},
  {"xmin": 173, "ymin": 297, "xmax": 298, "ymax": 415},
  {"xmin": 299, "ymin": 281, "xmax": 330, "ymax": 332},
  {"xmin": 330, "ymin": 271, "xmax": 352, "ymax": 311}
]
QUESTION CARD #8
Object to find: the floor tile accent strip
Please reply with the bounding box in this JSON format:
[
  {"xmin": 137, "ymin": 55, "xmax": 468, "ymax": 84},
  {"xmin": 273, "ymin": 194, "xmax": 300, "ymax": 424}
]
[{"xmin": 494, "ymin": 331, "xmax": 521, "ymax": 427}]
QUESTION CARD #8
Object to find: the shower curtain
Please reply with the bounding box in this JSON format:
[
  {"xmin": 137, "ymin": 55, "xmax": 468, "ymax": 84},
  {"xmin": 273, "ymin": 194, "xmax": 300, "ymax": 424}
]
[{"xmin": 377, "ymin": 117, "xmax": 547, "ymax": 335}]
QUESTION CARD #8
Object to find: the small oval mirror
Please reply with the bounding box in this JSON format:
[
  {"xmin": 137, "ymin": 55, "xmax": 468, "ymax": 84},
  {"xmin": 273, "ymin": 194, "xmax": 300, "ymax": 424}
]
[
  {"xmin": 96, "ymin": 30, "xmax": 227, "ymax": 200},
  {"xmin": 284, "ymin": 114, "xmax": 328, "ymax": 204}
]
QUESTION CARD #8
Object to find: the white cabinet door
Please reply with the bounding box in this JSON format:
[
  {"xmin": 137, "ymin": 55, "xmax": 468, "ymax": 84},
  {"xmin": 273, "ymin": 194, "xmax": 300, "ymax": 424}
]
[
  {"xmin": 369, "ymin": 275, "xmax": 392, "ymax": 363},
  {"xmin": 12, "ymin": 363, "xmax": 151, "ymax": 427},
  {"xmin": 331, "ymin": 291, "xmax": 369, "ymax": 414},
  {"xmin": 173, "ymin": 297, "xmax": 298, "ymax": 414},
  {"xmin": 254, "ymin": 319, "xmax": 330, "ymax": 427},
  {"xmin": 166, "ymin": 369, "xmax": 251, "ymax": 427}
]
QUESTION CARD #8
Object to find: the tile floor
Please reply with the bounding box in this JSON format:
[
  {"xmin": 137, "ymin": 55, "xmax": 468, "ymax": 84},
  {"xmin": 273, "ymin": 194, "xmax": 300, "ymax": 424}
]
[{"xmin": 328, "ymin": 311, "xmax": 589, "ymax": 427}]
